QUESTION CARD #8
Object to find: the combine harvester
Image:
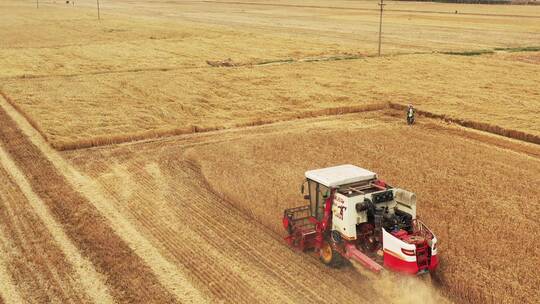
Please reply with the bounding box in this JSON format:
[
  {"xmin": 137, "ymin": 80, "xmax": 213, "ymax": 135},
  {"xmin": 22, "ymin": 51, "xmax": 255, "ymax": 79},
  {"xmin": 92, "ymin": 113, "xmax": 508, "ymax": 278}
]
[{"xmin": 283, "ymin": 165, "xmax": 439, "ymax": 275}]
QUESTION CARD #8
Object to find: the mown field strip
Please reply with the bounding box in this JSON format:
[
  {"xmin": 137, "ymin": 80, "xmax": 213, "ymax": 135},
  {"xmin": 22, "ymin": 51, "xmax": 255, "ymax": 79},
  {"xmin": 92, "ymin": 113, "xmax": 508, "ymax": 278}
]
[
  {"xmin": 49, "ymin": 164, "xmax": 209, "ymax": 303},
  {"xmin": 0, "ymin": 96, "xmax": 208, "ymax": 303},
  {"xmin": 0, "ymin": 230, "xmax": 25, "ymax": 304},
  {"xmin": 0, "ymin": 145, "xmax": 114, "ymax": 304},
  {"xmin": 54, "ymin": 103, "xmax": 387, "ymax": 151},
  {"xmin": 0, "ymin": 65, "xmax": 205, "ymax": 81},
  {"xmin": 162, "ymin": 168, "xmax": 334, "ymax": 303},
  {"xmin": 94, "ymin": 161, "xmax": 300, "ymax": 303}
]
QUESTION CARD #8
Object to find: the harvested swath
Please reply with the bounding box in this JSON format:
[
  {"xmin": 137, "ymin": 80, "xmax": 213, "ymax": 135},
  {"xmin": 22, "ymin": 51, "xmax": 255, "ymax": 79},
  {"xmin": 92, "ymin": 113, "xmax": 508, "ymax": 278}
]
[
  {"xmin": 0, "ymin": 241, "xmax": 24, "ymax": 304},
  {"xmin": 0, "ymin": 166, "xmax": 93, "ymax": 303},
  {"xmin": 413, "ymin": 120, "xmax": 540, "ymax": 158},
  {"xmin": 389, "ymin": 103, "xmax": 540, "ymax": 145},
  {"xmin": 187, "ymin": 114, "xmax": 540, "ymax": 304},
  {"xmin": 0, "ymin": 107, "xmax": 176, "ymax": 302}
]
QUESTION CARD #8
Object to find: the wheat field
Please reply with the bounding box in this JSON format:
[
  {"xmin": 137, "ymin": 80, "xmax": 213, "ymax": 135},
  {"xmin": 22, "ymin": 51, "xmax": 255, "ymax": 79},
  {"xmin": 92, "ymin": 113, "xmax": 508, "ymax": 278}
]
[
  {"xmin": 2, "ymin": 52, "xmax": 539, "ymax": 149},
  {"xmin": 1, "ymin": 0, "xmax": 539, "ymax": 149},
  {"xmin": 187, "ymin": 111, "xmax": 540, "ymax": 304},
  {"xmin": 0, "ymin": 0, "xmax": 539, "ymax": 303}
]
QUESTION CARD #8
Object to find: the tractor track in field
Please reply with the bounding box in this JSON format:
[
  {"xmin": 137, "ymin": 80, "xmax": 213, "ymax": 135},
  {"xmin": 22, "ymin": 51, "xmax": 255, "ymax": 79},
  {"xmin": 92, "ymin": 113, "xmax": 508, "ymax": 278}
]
[
  {"xmin": 0, "ymin": 147, "xmax": 114, "ymax": 304},
  {"xmin": 0, "ymin": 229, "xmax": 25, "ymax": 304},
  {"xmin": 0, "ymin": 97, "xmax": 206, "ymax": 303},
  {"xmin": 176, "ymin": 160, "xmax": 397, "ymax": 302},
  {"xmin": 99, "ymin": 162, "xmax": 273, "ymax": 303},
  {"xmin": 77, "ymin": 153, "xmax": 382, "ymax": 303},
  {"xmin": 176, "ymin": 161, "xmax": 375, "ymax": 302}
]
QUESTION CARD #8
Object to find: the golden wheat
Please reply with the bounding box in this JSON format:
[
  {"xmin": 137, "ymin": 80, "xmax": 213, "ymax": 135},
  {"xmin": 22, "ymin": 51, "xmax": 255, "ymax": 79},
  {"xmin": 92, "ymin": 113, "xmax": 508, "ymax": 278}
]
[
  {"xmin": 188, "ymin": 112, "xmax": 540, "ymax": 304},
  {"xmin": 1, "ymin": 0, "xmax": 539, "ymax": 150}
]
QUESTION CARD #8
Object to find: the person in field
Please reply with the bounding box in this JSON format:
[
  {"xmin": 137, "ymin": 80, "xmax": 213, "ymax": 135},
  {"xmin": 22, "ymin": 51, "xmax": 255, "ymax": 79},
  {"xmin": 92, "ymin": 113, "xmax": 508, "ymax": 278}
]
[{"xmin": 406, "ymin": 104, "xmax": 415, "ymax": 125}]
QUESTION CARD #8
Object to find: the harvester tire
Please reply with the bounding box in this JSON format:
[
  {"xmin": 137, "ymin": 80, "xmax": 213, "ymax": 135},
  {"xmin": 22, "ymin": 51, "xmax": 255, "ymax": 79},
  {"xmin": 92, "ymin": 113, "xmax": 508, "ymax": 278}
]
[{"xmin": 320, "ymin": 242, "xmax": 344, "ymax": 268}]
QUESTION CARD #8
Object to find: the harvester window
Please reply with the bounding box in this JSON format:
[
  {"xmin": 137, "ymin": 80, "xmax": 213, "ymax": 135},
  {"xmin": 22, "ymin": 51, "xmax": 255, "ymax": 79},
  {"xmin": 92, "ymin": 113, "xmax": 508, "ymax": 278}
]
[
  {"xmin": 318, "ymin": 184, "xmax": 329, "ymax": 220},
  {"xmin": 308, "ymin": 179, "xmax": 329, "ymax": 221},
  {"xmin": 308, "ymin": 180, "xmax": 317, "ymax": 218}
]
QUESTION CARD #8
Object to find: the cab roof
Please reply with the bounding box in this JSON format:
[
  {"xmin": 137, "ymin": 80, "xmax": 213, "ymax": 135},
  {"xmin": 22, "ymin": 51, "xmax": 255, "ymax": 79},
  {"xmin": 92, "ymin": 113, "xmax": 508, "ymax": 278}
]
[{"xmin": 305, "ymin": 164, "xmax": 377, "ymax": 187}]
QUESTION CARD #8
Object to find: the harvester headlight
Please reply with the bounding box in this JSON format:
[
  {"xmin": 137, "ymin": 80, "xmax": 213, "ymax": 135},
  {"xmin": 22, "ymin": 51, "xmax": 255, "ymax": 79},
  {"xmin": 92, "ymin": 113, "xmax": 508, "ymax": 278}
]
[{"xmin": 401, "ymin": 248, "xmax": 416, "ymax": 256}]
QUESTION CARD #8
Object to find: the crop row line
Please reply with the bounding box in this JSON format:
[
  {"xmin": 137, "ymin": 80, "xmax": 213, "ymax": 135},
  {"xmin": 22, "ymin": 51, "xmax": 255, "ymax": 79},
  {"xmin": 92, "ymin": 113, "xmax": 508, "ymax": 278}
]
[
  {"xmin": 0, "ymin": 103, "xmax": 180, "ymax": 303},
  {"xmin": 0, "ymin": 147, "xmax": 114, "ymax": 303}
]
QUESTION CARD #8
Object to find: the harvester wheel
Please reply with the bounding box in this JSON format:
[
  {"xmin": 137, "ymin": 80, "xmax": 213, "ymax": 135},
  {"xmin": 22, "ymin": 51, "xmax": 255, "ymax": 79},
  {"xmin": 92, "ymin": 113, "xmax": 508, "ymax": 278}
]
[{"xmin": 320, "ymin": 242, "xmax": 344, "ymax": 268}]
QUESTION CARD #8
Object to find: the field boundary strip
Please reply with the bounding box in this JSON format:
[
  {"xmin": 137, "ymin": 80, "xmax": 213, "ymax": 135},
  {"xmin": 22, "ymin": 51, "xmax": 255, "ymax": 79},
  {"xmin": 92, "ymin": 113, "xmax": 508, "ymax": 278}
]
[
  {"xmin": 0, "ymin": 144, "xmax": 116, "ymax": 304},
  {"xmin": 1, "ymin": 47, "xmax": 537, "ymax": 81},
  {"xmin": 217, "ymin": 46, "xmax": 540, "ymax": 67},
  {"xmin": 0, "ymin": 65, "xmax": 202, "ymax": 81},
  {"xmin": 47, "ymin": 103, "xmax": 388, "ymax": 150},
  {"xmin": 0, "ymin": 95, "xmax": 210, "ymax": 304},
  {"xmin": 30, "ymin": 101, "xmax": 540, "ymax": 151},
  {"xmin": 389, "ymin": 102, "xmax": 540, "ymax": 145}
]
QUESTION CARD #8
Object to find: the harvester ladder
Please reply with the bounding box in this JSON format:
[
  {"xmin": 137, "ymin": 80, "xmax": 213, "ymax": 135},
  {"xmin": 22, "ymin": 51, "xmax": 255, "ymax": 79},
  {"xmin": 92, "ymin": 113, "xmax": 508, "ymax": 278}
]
[{"xmin": 415, "ymin": 243, "xmax": 429, "ymax": 271}]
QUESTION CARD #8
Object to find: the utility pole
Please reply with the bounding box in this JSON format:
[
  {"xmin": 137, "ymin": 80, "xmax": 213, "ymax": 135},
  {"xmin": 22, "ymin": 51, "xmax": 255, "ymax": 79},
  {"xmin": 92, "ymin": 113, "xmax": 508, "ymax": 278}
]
[
  {"xmin": 36, "ymin": 0, "xmax": 39, "ymax": 8},
  {"xmin": 97, "ymin": 0, "xmax": 101, "ymax": 20},
  {"xmin": 378, "ymin": 0, "xmax": 385, "ymax": 56}
]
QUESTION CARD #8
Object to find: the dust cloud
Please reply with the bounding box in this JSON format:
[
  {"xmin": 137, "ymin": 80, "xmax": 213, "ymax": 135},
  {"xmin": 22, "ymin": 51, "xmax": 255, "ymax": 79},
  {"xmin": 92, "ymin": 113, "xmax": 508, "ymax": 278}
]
[{"xmin": 351, "ymin": 261, "xmax": 451, "ymax": 304}]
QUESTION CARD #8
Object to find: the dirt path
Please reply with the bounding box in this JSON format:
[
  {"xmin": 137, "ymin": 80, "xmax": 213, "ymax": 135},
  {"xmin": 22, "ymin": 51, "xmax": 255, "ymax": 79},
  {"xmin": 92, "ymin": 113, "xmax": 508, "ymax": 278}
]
[{"xmin": 198, "ymin": 0, "xmax": 540, "ymax": 18}]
